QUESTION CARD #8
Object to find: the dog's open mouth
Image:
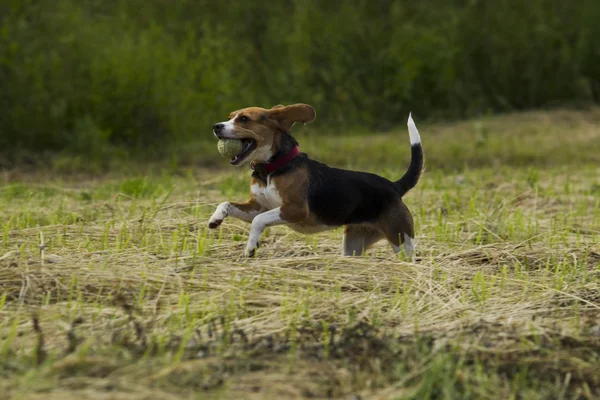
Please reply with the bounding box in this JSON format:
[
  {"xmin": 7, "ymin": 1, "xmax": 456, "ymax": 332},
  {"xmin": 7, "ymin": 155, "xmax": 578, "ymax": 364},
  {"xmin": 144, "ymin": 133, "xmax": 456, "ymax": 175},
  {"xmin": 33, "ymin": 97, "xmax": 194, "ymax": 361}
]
[{"xmin": 230, "ymin": 139, "xmax": 257, "ymax": 165}]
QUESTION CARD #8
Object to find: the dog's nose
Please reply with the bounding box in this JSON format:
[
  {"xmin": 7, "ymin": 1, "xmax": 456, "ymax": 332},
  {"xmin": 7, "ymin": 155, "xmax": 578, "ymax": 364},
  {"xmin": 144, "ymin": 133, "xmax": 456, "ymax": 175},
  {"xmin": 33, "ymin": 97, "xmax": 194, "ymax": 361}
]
[{"xmin": 213, "ymin": 123, "xmax": 224, "ymax": 132}]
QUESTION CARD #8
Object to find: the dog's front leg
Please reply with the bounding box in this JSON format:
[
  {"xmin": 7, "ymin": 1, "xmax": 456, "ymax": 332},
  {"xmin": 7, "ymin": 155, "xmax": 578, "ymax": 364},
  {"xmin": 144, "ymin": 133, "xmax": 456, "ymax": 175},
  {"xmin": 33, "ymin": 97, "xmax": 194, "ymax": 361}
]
[
  {"xmin": 208, "ymin": 200, "xmax": 264, "ymax": 229},
  {"xmin": 244, "ymin": 204, "xmax": 307, "ymax": 257},
  {"xmin": 244, "ymin": 207, "xmax": 287, "ymax": 257}
]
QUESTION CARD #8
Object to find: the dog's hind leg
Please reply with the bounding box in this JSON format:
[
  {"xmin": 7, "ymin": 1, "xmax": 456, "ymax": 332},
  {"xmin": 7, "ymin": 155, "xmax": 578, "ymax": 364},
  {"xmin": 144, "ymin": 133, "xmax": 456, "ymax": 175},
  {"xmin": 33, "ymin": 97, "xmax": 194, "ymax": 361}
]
[
  {"xmin": 342, "ymin": 225, "xmax": 383, "ymax": 256},
  {"xmin": 379, "ymin": 202, "xmax": 416, "ymax": 260},
  {"xmin": 389, "ymin": 233, "xmax": 415, "ymax": 258}
]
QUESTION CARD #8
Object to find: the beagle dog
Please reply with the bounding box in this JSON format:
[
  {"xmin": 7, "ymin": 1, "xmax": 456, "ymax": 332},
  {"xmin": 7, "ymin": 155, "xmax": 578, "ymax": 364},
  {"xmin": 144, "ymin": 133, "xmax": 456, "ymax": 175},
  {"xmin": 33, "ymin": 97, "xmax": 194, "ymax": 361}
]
[{"xmin": 209, "ymin": 104, "xmax": 424, "ymax": 258}]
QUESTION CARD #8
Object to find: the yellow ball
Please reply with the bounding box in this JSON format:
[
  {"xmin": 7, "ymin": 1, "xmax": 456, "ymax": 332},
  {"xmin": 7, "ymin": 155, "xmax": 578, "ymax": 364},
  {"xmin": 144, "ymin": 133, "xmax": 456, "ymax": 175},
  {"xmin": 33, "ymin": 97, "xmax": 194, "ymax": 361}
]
[{"xmin": 217, "ymin": 139, "xmax": 243, "ymax": 158}]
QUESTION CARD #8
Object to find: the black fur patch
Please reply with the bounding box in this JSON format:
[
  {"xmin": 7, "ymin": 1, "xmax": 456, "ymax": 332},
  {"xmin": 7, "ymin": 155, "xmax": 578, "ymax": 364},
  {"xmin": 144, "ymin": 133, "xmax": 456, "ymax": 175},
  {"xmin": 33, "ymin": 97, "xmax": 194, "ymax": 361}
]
[{"xmin": 304, "ymin": 160, "xmax": 401, "ymax": 226}]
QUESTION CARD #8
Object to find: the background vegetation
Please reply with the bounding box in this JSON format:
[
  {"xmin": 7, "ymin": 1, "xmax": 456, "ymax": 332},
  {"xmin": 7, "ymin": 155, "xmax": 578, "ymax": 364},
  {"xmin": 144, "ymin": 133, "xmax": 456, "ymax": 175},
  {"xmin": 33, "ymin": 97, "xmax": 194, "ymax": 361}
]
[
  {"xmin": 1, "ymin": 0, "xmax": 600, "ymax": 160},
  {"xmin": 1, "ymin": 110, "xmax": 599, "ymax": 399}
]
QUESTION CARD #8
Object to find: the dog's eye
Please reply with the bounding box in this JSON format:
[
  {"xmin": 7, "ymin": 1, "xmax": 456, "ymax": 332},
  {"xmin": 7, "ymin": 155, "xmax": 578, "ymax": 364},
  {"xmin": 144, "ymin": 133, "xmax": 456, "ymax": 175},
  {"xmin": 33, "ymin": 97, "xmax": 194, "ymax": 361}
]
[{"xmin": 238, "ymin": 116, "xmax": 249, "ymax": 123}]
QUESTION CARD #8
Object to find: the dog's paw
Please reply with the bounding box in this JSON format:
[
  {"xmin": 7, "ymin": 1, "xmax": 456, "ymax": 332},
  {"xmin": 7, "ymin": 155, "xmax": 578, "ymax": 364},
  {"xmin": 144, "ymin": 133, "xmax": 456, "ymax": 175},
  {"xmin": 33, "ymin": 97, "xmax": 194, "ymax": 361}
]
[
  {"xmin": 244, "ymin": 241, "xmax": 259, "ymax": 258},
  {"xmin": 208, "ymin": 219, "xmax": 222, "ymax": 229},
  {"xmin": 208, "ymin": 203, "xmax": 229, "ymax": 229}
]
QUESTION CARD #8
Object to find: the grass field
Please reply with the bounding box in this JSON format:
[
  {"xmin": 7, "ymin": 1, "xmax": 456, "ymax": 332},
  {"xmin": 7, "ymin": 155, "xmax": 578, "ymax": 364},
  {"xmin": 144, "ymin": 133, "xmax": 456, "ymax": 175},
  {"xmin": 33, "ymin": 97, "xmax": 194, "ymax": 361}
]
[{"xmin": 1, "ymin": 109, "xmax": 599, "ymax": 399}]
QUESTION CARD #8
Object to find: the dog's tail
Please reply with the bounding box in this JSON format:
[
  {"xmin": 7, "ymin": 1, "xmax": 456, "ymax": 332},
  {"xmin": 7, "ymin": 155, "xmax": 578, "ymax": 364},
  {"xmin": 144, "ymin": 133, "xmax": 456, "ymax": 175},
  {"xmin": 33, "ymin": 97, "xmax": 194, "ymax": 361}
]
[{"xmin": 395, "ymin": 113, "xmax": 424, "ymax": 197}]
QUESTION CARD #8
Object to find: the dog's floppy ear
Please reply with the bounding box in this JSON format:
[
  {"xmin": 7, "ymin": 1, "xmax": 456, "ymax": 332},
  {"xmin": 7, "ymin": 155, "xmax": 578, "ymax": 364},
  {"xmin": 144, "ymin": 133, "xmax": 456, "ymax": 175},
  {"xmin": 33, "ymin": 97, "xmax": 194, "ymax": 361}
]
[
  {"xmin": 268, "ymin": 104, "xmax": 316, "ymax": 131},
  {"xmin": 271, "ymin": 104, "xmax": 285, "ymax": 109}
]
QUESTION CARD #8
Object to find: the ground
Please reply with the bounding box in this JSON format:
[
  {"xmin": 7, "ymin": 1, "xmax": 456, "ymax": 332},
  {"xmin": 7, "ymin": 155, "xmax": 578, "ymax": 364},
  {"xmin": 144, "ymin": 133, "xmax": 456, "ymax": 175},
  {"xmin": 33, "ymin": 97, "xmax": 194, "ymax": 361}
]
[{"xmin": 1, "ymin": 109, "xmax": 599, "ymax": 399}]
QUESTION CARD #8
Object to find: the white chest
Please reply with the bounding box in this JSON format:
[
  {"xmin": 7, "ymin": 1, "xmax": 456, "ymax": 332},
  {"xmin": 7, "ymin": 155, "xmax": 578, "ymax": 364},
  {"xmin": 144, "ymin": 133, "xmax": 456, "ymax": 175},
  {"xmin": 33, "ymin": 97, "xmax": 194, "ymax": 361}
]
[
  {"xmin": 250, "ymin": 177, "xmax": 332, "ymax": 235},
  {"xmin": 251, "ymin": 177, "xmax": 282, "ymax": 210}
]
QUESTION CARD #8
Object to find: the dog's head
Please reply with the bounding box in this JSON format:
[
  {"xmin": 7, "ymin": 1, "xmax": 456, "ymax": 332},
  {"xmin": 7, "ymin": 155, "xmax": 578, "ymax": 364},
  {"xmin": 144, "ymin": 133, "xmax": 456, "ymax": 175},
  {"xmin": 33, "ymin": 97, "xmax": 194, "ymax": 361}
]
[{"xmin": 213, "ymin": 104, "xmax": 316, "ymax": 166}]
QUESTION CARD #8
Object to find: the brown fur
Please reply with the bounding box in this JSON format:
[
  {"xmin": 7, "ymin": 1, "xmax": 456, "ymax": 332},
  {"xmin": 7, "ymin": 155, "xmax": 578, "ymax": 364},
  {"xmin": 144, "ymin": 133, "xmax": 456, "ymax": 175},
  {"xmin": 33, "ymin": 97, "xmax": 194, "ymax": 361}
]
[
  {"xmin": 343, "ymin": 224, "xmax": 384, "ymax": 256},
  {"xmin": 228, "ymin": 198, "xmax": 263, "ymax": 214},
  {"xmin": 378, "ymin": 201, "xmax": 414, "ymax": 247},
  {"xmin": 226, "ymin": 177, "xmax": 264, "ymax": 215},
  {"xmin": 340, "ymin": 202, "xmax": 413, "ymax": 255},
  {"xmin": 224, "ymin": 104, "xmax": 316, "ymax": 163},
  {"xmin": 271, "ymin": 168, "xmax": 310, "ymax": 223}
]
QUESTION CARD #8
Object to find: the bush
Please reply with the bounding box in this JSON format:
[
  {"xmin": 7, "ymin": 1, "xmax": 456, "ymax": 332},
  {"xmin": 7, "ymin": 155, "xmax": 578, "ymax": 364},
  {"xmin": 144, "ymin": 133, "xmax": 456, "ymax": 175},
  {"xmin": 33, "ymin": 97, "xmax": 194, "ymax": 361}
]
[{"xmin": 1, "ymin": 0, "xmax": 599, "ymax": 157}]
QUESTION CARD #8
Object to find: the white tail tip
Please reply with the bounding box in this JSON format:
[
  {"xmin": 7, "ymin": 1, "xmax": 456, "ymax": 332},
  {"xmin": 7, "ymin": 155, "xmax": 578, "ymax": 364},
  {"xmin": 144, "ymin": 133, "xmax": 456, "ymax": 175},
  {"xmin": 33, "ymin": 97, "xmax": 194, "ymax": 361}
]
[{"xmin": 407, "ymin": 112, "xmax": 421, "ymax": 145}]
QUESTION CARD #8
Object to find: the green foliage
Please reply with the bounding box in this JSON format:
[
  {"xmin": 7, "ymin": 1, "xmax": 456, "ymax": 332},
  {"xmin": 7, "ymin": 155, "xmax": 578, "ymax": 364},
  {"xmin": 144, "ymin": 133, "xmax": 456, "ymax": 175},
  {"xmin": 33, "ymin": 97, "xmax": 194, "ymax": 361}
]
[{"xmin": 1, "ymin": 0, "xmax": 600, "ymax": 157}]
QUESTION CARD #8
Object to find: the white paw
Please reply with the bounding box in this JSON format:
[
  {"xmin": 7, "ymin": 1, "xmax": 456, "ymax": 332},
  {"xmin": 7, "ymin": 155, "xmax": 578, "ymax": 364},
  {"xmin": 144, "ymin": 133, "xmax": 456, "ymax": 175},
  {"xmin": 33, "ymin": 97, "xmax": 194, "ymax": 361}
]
[
  {"xmin": 244, "ymin": 240, "xmax": 259, "ymax": 257},
  {"xmin": 208, "ymin": 202, "xmax": 229, "ymax": 229}
]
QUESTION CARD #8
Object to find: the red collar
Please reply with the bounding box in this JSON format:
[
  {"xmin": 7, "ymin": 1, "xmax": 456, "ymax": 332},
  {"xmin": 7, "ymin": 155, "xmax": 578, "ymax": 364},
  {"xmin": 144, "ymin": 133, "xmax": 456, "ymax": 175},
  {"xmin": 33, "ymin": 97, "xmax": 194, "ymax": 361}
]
[{"xmin": 252, "ymin": 145, "xmax": 300, "ymax": 174}]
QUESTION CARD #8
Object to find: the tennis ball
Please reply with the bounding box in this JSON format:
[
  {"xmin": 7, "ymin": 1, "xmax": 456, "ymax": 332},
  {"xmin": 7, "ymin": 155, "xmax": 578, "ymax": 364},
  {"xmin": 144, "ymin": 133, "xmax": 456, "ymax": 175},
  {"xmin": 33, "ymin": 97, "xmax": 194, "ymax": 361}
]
[{"xmin": 217, "ymin": 139, "xmax": 243, "ymax": 158}]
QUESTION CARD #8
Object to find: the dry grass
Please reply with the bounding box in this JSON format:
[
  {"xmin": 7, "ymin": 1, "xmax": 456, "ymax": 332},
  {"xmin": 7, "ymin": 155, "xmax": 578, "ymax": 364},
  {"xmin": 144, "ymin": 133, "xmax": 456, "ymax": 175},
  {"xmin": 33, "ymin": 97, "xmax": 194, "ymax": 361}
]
[{"xmin": 1, "ymin": 109, "xmax": 600, "ymax": 399}]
